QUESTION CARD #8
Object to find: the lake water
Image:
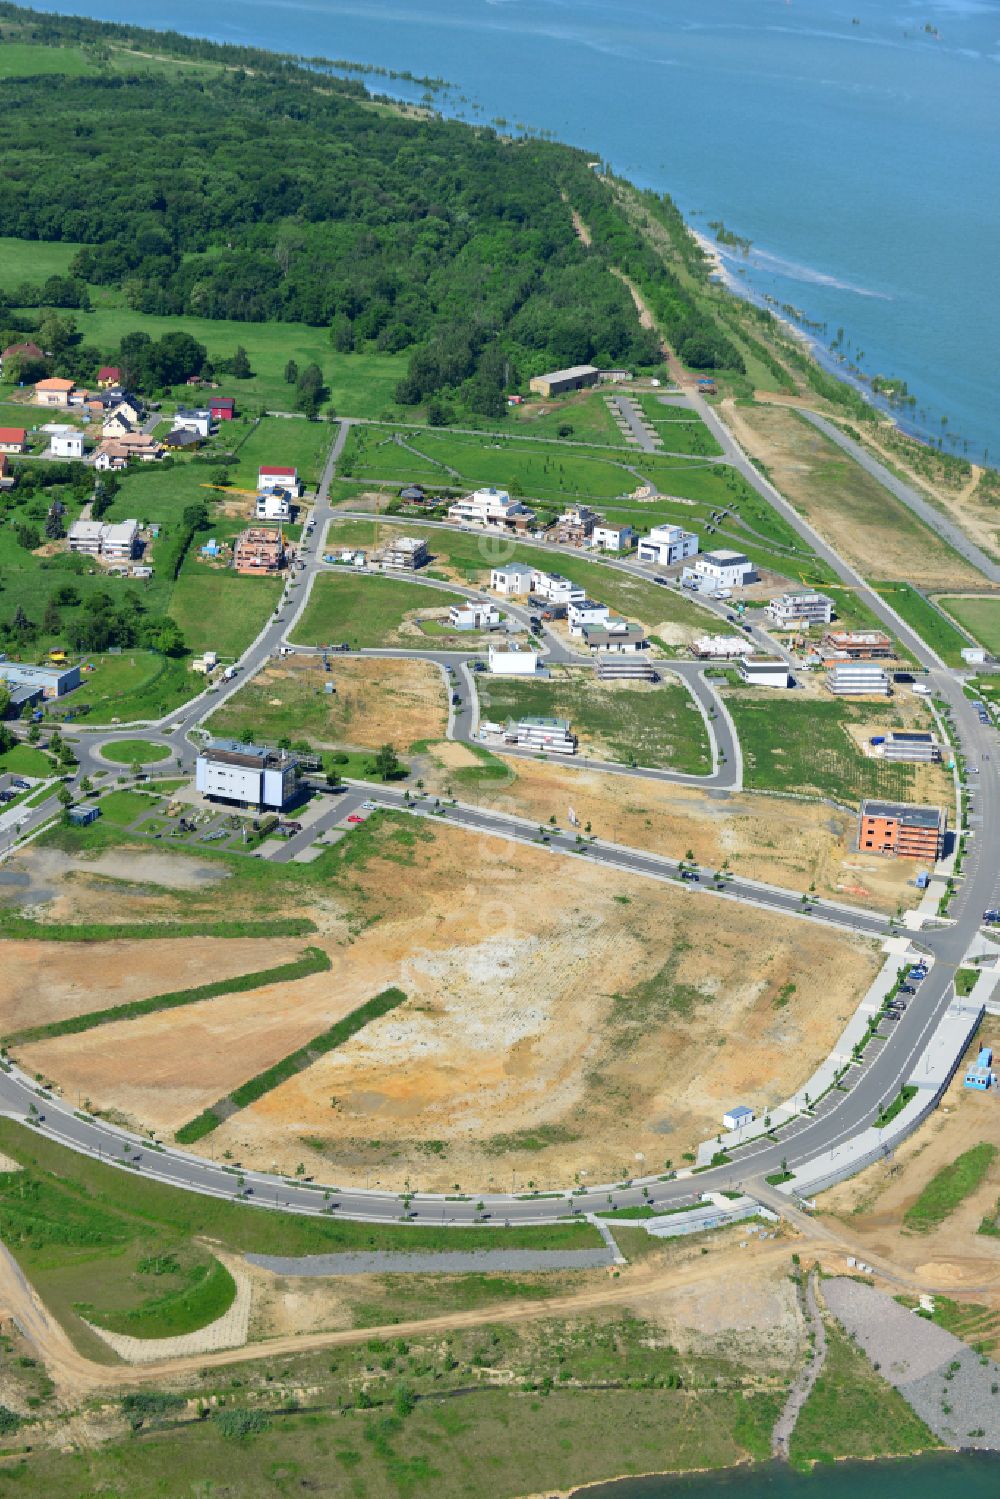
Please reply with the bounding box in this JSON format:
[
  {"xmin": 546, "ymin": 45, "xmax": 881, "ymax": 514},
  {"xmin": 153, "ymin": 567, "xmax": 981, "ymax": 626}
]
[
  {"xmin": 29, "ymin": 0, "xmax": 999, "ymax": 455},
  {"xmin": 574, "ymin": 1450, "xmax": 1000, "ymax": 1497}
]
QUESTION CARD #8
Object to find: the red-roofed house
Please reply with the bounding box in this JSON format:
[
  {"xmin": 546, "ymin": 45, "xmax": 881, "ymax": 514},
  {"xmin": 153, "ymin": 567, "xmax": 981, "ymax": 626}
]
[
  {"xmin": 209, "ymin": 395, "xmax": 235, "ymax": 421},
  {"xmin": 1, "ymin": 341, "xmax": 44, "ymax": 375},
  {"xmin": 0, "ymin": 428, "xmax": 28, "ymax": 455},
  {"xmin": 34, "ymin": 377, "xmax": 75, "ymax": 408},
  {"xmin": 97, "ymin": 366, "xmax": 122, "ymax": 388},
  {"xmin": 258, "ymin": 464, "xmax": 301, "ymax": 496}
]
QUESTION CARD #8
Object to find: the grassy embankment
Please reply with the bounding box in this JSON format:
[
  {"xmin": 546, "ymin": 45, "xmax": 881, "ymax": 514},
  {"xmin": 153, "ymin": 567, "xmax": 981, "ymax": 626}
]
[
  {"xmin": 873, "ymin": 583, "xmax": 972, "ymax": 667},
  {"xmin": 788, "ymin": 1319, "xmax": 939, "ymax": 1468},
  {"xmin": 903, "ymin": 1143, "xmax": 999, "ymax": 1233},
  {"xmin": 477, "ymin": 666, "xmax": 711, "ymax": 774},
  {"xmin": 175, "ymin": 986, "xmax": 407, "ymax": 1142},
  {"xmin": 937, "ymin": 595, "xmax": 1000, "ymax": 657}
]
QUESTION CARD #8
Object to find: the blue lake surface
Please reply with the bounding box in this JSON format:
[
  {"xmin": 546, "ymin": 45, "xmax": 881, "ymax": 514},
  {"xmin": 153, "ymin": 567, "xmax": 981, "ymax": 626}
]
[
  {"xmin": 29, "ymin": 2, "xmax": 999, "ymax": 450},
  {"xmin": 574, "ymin": 1449, "xmax": 1000, "ymax": 1497}
]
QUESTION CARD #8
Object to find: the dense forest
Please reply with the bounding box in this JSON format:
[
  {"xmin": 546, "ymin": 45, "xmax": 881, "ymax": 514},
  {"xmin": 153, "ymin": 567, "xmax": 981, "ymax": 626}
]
[{"xmin": 0, "ymin": 4, "xmax": 742, "ymax": 410}]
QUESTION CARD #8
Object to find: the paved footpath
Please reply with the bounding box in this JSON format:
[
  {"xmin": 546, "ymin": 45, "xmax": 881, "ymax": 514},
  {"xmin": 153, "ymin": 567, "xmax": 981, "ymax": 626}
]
[{"xmin": 247, "ymin": 1248, "xmax": 616, "ymax": 1276}]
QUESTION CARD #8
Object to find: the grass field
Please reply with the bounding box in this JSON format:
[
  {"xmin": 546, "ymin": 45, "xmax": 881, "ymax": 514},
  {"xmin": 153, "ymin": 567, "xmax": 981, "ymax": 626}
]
[
  {"xmin": 99, "ymin": 738, "xmax": 172, "ymax": 765},
  {"xmin": 293, "ymin": 571, "xmax": 469, "ymax": 648},
  {"xmin": 0, "ymin": 41, "xmax": 96, "ymax": 76},
  {"xmin": 903, "ymin": 1142, "xmax": 998, "ymax": 1233},
  {"xmin": 0, "ymin": 233, "xmax": 87, "ymax": 282},
  {"xmin": 788, "ymin": 1319, "xmax": 938, "ymax": 1468},
  {"xmin": 636, "ymin": 394, "xmax": 724, "ymax": 457},
  {"xmin": 69, "ymin": 653, "xmax": 194, "ymax": 725},
  {"xmin": 324, "ymin": 519, "xmax": 714, "ymax": 639},
  {"xmin": 93, "ymin": 789, "xmax": 160, "ymax": 825},
  {"xmin": 168, "ymin": 564, "xmax": 282, "ymax": 658},
  {"xmin": 938, "ymin": 594, "xmax": 1000, "ymax": 656},
  {"xmin": 223, "ymin": 413, "xmax": 333, "ymax": 490},
  {"xmin": 0, "ymin": 744, "xmax": 53, "ymax": 777},
  {"xmin": 874, "ymin": 583, "xmax": 972, "ymax": 667},
  {"xmin": 477, "ymin": 667, "xmax": 711, "ymax": 773},
  {"xmin": 724, "ymin": 694, "xmax": 929, "ymax": 805}
]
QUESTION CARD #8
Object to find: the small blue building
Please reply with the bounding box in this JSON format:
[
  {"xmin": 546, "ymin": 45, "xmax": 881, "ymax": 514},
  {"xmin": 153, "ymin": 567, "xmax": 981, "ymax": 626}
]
[
  {"xmin": 67, "ymin": 804, "xmax": 101, "ymax": 827},
  {"xmin": 964, "ymin": 1047, "xmax": 993, "ymax": 1092}
]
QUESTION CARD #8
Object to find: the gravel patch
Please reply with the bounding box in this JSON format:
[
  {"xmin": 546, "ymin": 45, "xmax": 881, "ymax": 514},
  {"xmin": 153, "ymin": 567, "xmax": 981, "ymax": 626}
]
[
  {"xmin": 824, "ymin": 1277, "xmax": 1000, "ymax": 1450},
  {"xmin": 247, "ymin": 1249, "xmax": 615, "ymax": 1277}
]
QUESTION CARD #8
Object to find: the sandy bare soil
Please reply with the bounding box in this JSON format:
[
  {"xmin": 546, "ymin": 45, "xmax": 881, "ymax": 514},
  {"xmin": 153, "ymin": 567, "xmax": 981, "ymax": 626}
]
[
  {"xmin": 208, "ymin": 654, "xmax": 447, "ymax": 753},
  {"xmin": 17, "ymin": 822, "xmax": 879, "ymax": 1189},
  {"xmin": 720, "ymin": 401, "xmax": 984, "ymax": 589},
  {"xmin": 819, "ymin": 1015, "xmax": 1000, "ymax": 1297},
  {"xmin": 414, "ymin": 749, "xmax": 919, "ymax": 914},
  {"xmin": 0, "ymin": 935, "xmax": 304, "ymax": 1036}
]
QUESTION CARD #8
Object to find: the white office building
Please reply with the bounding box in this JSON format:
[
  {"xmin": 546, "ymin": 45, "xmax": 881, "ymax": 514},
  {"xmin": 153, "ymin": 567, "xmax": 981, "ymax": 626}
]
[
  {"xmin": 100, "ymin": 519, "xmax": 140, "ymax": 560},
  {"xmin": 195, "ymin": 739, "xmax": 298, "ymax": 809},
  {"xmin": 637, "ymin": 523, "xmax": 699, "ymax": 568}
]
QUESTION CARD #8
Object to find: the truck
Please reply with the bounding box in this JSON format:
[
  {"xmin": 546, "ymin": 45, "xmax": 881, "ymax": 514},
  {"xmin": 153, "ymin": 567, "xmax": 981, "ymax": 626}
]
[{"xmin": 223, "ymin": 664, "xmax": 237, "ymax": 680}]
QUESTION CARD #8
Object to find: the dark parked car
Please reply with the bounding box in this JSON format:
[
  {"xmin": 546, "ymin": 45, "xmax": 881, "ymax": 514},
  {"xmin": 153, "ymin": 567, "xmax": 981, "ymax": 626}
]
[
  {"xmin": 897, "ymin": 984, "xmax": 915, "ymax": 995},
  {"xmin": 680, "ymin": 870, "xmax": 700, "ymax": 882}
]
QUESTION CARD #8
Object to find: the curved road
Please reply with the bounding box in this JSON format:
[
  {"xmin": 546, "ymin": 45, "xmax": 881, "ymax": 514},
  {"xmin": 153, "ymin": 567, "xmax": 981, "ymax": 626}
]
[{"xmin": 1, "ymin": 407, "xmax": 997, "ymax": 1229}]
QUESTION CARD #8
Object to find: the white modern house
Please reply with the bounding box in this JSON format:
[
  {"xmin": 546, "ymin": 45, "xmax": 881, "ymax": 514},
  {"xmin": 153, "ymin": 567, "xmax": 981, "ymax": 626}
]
[
  {"xmin": 684, "ymin": 550, "xmax": 757, "ymax": 591},
  {"xmin": 195, "ymin": 739, "xmax": 298, "ymax": 810},
  {"xmin": 256, "ymin": 491, "xmax": 291, "ymax": 522},
  {"xmin": 101, "ymin": 519, "xmax": 140, "ymax": 561},
  {"xmin": 449, "ymin": 600, "xmax": 501, "ymax": 631},
  {"xmin": 488, "ymin": 643, "xmax": 539, "ymax": 676},
  {"xmin": 447, "ymin": 487, "xmax": 535, "ymax": 532},
  {"xmin": 739, "ymin": 656, "xmax": 791, "ymax": 688},
  {"xmin": 581, "ymin": 619, "xmax": 648, "ymax": 654},
  {"xmin": 172, "ymin": 407, "xmax": 214, "ymax": 439},
  {"xmin": 530, "ymin": 571, "xmax": 585, "ymax": 606},
  {"xmin": 637, "ymin": 523, "xmax": 699, "ymax": 568},
  {"xmin": 49, "ymin": 427, "xmax": 84, "ymax": 459},
  {"xmin": 691, "ymin": 634, "xmax": 754, "ymax": 660},
  {"xmin": 567, "ymin": 599, "xmax": 611, "ymax": 636},
  {"xmin": 490, "ymin": 562, "xmax": 535, "ymax": 596},
  {"xmin": 591, "ymin": 522, "xmax": 636, "ymax": 553},
  {"xmin": 767, "ymin": 590, "xmax": 834, "ymax": 628}
]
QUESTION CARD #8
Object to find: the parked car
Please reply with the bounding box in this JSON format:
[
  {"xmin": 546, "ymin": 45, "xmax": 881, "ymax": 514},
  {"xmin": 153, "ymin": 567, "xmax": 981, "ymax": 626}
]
[
  {"xmin": 898, "ymin": 984, "xmax": 916, "ymax": 996},
  {"xmin": 653, "ymin": 575, "xmax": 668, "ymax": 586},
  {"xmin": 361, "ymin": 800, "xmax": 377, "ymax": 810},
  {"xmin": 346, "ymin": 814, "xmax": 363, "ymax": 824},
  {"xmin": 680, "ymin": 870, "xmax": 700, "ymax": 882}
]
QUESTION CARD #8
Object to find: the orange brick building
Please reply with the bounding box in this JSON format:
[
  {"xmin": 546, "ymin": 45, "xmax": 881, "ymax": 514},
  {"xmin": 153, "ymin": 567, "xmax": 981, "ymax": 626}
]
[
  {"xmin": 233, "ymin": 525, "xmax": 285, "ymax": 575},
  {"xmin": 858, "ymin": 799, "xmax": 946, "ymax": 861}
]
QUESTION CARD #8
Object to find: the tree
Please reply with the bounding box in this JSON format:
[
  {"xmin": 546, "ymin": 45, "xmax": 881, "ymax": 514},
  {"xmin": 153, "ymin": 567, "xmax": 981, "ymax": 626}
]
[
  {"xmin": 10, "ymin": 605, "xmax": 35, "ymax": 642},
  {"xmin": 370, "ymin": 743, "xmax": 400, "ymax": 781},
  {"xmin": 143, "ymin": 618, "xmax": 186, "ymax": 657},
  {"xmin": 42, "ymin": 598, "xmax": 61, "ymax": 633},
  {"xmin": 44, "ymin": 507, "xmax": 65, "ymax": 541},
  {"xmin": 231, "ymin": 344, "xmax": 252, "ymax": 379},
  {"xmin": 284, "ymin": 359, "xmax": 299, "ymax": 384}
]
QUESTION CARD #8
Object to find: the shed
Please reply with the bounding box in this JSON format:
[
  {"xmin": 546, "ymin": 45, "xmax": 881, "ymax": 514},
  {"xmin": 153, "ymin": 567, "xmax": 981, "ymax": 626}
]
[
  {"xmin": 722, "ymin": 1105, "xmax": 755, "ymax": 1131},
  {"xmin": 67, "ymin": 804, "xmax": 101, "ymax": 827}
]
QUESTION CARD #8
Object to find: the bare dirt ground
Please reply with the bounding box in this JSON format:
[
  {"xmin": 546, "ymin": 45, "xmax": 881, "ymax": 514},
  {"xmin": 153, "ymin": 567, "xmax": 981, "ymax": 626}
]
[
  {"xmin": 207, "ymin": 654, "xmax": 447, "ymax": 753},
  {"xmin": 720, "ymin": 401, "xmax": 985, "ymax": 590},
  {"xmin": 0, "ymin": 844, "xmax": 230, "ymax": 926},
  {"xmin": 17, "ymin": 821, "xmax": 878, "ymax": 1189},
  {"xmin": 0, "ymin": 935, "xmax": 303, "ymax": 1036},
  {"xmin": 819, "ymin": 1015, "xmax": 1000, "ymax": 1297},
  {"xmin": 414, "ymin": 749, "xmax": 919, "ymax": 914}
]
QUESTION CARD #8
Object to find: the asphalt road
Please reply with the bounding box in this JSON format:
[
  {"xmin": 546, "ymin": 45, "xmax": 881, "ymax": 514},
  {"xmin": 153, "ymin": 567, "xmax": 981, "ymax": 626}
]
[{"xmin": 3, "ymin": 408, "xmax": 997, "ymax": 1228}]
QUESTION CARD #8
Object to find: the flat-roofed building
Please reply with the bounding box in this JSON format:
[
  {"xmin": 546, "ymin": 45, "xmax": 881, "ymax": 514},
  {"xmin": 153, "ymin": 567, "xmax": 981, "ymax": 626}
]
[
  {"xmin": 858, "ymin": 799, "xmax": 946, "ymax": 861},
  {"xmin": 567, "ymin": 598, "xmax": 611, "ymax": 635},
  {"xmin": 488, "ymin": 643, "xmax": 539, "ymax": 676},
  {"xmin": 691, "ymin": 633, "xmax": 754, "ymax": 660},
  {"xmin": 823, "ymin": 629, "xmax": 893, "ymax": 659},
  {"xmin": 686, "ymin": 550, "xmax": 757, "ymax": 591},
  {"xmin": 67, "ymin": 518, "xmax": 105, "ymax": 556},
  {"xmin": 100, "ymin": 519, "xmax": 139, "ymax": 560},
  {"xmin": 871, "ymin": 731, "xmax": 941, "ymax": 763},
  {"xmin": 490, "ymin": 562, "xmax": 535, "ymax": 596},
  {"xmin": 195, "ymin": 739, "xmax": 298, "ymax": 810},
  {"xmin": 767, "ymin": 591, "xmax": 834, "ymax": 628},
  {"xmin": 256, "ymin": 490, "xmax": 291, "ymax": 522},
  {"xmin": 512, "ymin": 715, "xmax": 576, "ymax": 754},
  {"xmin": 0, "ymin": 659, "xmax": 81, "ymax": 698},
  {"xmin": 449, "ymin": 600, "xmax": 500, "ymax": 631},
  {"xmin": 591, "ymin": 521, "xmax": 636, "ymax": 553},
  {"xmin": 739, "ymin": 655, "xmax": 791, "ymax": 687},
  {"xmin": 448, "ymin": 487, "xmax": 535, "ymax": 533},
  {"xmin": 581, "ymin": 619, "xmax": 648, "ymax": 654},
  {"xmin": 528, "ymin": 364, "xmax": 599, "ymax": 398},
  {"xmin": 826, "ymin": 661, "xmax": 891, "ymax": 696},
  {"xmin": 531, "ymin": 571, "xmax": 586, "ymax": 606},
  {"xmin": 637, "ymin": 523, "xmax": 699, "ymax": 568}
]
